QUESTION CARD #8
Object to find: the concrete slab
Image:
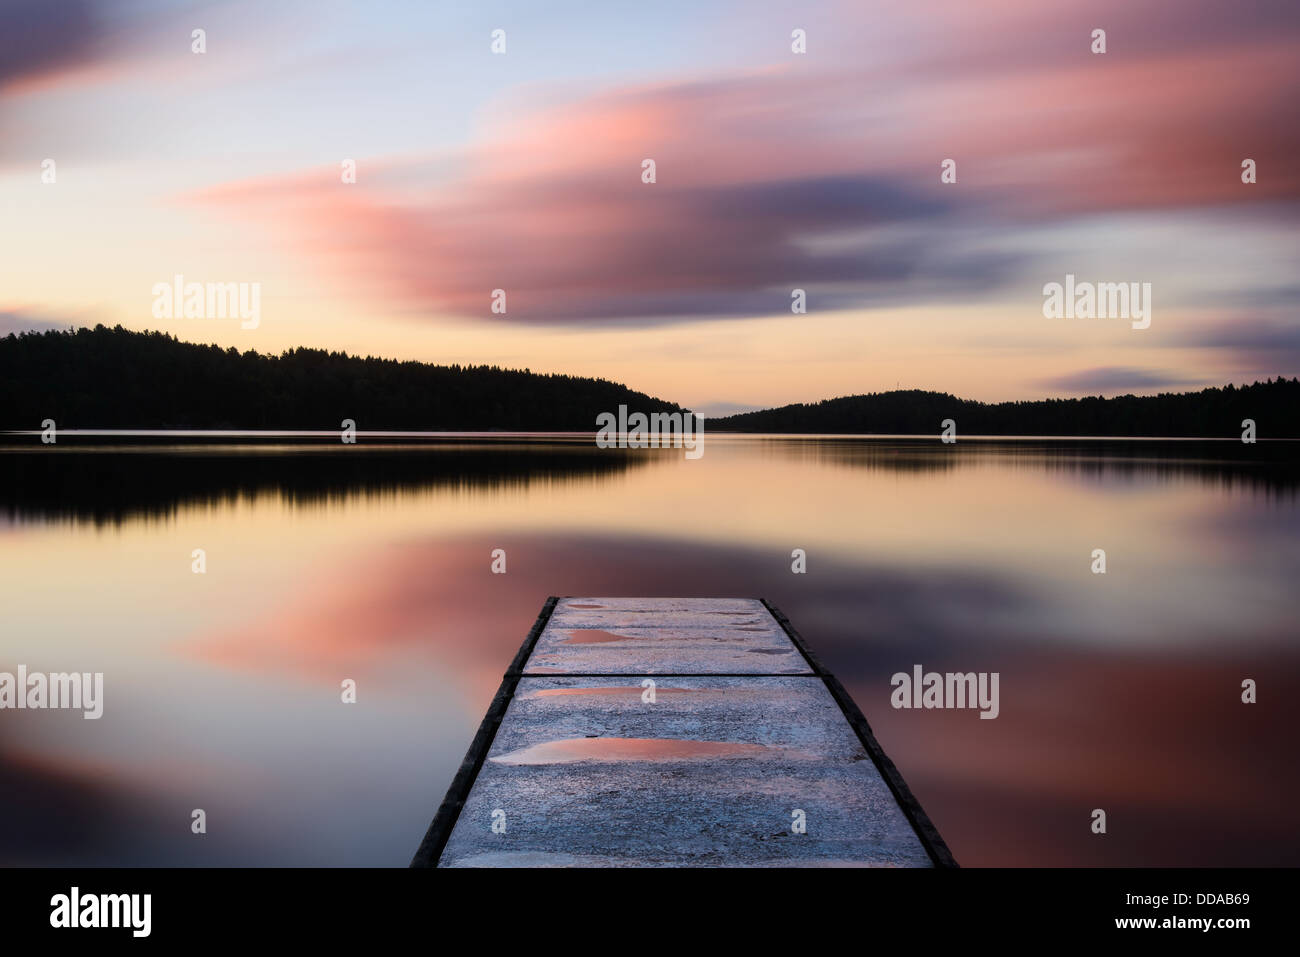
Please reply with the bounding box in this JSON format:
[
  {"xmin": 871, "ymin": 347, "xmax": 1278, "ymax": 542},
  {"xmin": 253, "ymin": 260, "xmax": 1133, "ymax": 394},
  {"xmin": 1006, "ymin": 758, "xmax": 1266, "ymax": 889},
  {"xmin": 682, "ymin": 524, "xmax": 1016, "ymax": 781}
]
[
  {"xmin": 438, "ymin": 676, "xmax": 932, "ymax": 867},
  {"xmin": 547, "ymin": 608, "xmax": 777, "ymax": 629},
  {"xmin": 529, "ymin": 600, "xmax": 809, "ymax": 675},
  {"xmin": 557, "ymin": 597, "xmax": 762, "ymax": 613},
  {"xmin": 413, "ymin": 597, "xmax": 954, "ymax": 868}
]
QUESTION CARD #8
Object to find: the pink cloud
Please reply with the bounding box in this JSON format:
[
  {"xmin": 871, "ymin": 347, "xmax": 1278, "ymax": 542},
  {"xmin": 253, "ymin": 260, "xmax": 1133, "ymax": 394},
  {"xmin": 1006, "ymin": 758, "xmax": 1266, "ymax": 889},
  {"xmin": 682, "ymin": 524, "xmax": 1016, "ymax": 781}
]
[{"xmin": 186, "ymin": 25, "xmax": 1299, "ymax": 325}]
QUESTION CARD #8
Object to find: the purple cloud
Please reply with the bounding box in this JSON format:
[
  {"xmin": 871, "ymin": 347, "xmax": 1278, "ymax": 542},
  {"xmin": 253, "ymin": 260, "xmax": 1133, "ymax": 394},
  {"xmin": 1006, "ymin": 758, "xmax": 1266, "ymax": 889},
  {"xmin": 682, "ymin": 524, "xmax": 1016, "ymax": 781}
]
[
  {"xmin": 0, "ymin": 0, "xmax": 99, "ymax": 90},
  {"xmin": 1039, "ymin": 367, "xmax": 1194, "ymax": 395}
]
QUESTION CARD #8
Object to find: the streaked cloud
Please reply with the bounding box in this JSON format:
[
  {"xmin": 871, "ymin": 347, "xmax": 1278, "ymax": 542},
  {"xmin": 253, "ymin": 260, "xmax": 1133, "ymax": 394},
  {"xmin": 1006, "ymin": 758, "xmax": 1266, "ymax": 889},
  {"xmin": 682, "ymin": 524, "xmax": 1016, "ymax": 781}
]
[
  {"xmin": 0, "ymin": 0, "xmax": 99, "ymax": 91},
  {"xmin": 186, "ymin": 16, "xmax": 1299, "ymax": 326},
  {"xmin": 0, "ymin": 311, "xmax": 76, "ymax": 337},
  {"xmin": 1180, "ymin": 319, "xmax": 1300, "ymax": 375},
  {"xmin": 1, "ymin": 0, "xmax": 1296, "ymax": 399},
  {"xmin": 1038, "ymin": 366, "xmax": 1193, "ymax": 395}
]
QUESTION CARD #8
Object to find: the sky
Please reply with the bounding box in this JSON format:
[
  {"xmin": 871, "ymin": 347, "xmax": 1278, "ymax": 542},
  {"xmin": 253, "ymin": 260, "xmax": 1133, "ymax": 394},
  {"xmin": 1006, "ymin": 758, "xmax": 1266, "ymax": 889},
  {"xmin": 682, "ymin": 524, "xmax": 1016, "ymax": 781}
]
[{"xmin": 1, "ymin": 0, "xmax": 1297, "ymax": 414}]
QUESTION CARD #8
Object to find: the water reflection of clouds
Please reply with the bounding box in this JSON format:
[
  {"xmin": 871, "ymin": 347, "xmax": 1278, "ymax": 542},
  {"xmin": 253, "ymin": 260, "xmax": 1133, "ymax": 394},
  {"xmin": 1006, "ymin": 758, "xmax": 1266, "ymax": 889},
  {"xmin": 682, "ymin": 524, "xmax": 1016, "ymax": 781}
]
[
  {"xmin": 178, "ymin": 529, "xmax": 1300, "ymax": 866},
  {"xmin": 4, "ymin": 439, "xmax": 1297, "ymax": 865}
]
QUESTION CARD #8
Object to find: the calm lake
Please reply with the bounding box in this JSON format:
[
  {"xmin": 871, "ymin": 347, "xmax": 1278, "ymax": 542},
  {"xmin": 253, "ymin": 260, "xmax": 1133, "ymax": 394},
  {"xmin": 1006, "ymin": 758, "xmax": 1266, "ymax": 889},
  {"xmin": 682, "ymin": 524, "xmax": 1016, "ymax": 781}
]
[{"xmin": 1, "ymin": 435, "xmax": 1297, "ymax": 866}]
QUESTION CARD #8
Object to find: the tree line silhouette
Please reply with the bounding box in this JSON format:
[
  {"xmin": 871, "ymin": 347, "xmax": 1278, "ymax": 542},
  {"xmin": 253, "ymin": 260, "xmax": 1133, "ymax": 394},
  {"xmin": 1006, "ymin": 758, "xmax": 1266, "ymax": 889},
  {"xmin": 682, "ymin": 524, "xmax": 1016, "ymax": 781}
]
[
  {"xmin": 711, "ymin": 383, "xmax": 1300, "ymax": 437},
  {"xmin": 2, "ymin": 325, "xmax": 1296, "ymax": 436},
  {"xmin": 0, "ymin": 325, "xmax": 684, "ymax": 431}
]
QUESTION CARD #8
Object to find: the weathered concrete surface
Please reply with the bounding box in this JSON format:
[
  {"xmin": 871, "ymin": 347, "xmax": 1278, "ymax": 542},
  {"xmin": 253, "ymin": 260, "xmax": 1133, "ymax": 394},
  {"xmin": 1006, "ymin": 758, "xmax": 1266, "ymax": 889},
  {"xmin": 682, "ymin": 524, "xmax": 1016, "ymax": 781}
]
[
  {"xmin": 438, "ymin": 676, "xmax": 930, "ymax": 867},
  {"xmin": 557, "ymin": 597, "xmax": 761, "ymax": 613},
  {"xmin": 434, "ymin": 598, "xmax": 934, "ymax": 867},
  {"xmin": 529, "ymin": 597, "xmax": 809, "ymax": 674}
]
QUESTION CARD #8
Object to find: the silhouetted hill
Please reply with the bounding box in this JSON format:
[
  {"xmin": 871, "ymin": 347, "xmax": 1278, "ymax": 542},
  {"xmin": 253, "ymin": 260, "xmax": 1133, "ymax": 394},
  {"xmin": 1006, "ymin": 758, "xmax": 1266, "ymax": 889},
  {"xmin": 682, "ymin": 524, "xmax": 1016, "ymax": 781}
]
[
  {"xmin": 3, "ymin": 326, "xmax": 1297, "ymax": 437},
  {"xmin": 0, "ymin": 325, "xmax": 685, "ymax": 430},
  {"xmin": 712, "ymin": 383, "xmax": 1300, "ymax": 437}
]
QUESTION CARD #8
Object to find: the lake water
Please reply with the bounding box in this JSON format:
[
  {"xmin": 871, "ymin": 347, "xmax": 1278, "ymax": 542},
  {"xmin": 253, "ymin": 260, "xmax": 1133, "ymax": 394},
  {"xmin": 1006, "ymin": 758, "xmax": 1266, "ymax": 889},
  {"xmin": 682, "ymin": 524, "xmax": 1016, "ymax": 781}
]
[{"xmin": 1, "ymin": 435, "xmax": 1296, "ymax": 866}]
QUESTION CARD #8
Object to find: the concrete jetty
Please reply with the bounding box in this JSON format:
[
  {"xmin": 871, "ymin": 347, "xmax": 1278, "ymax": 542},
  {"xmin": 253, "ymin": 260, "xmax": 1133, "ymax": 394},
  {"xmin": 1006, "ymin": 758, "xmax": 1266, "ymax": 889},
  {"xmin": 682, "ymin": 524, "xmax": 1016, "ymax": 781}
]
[{"xmin": 412, "ymin": 597, "xmax": 955, "ymax": 867}]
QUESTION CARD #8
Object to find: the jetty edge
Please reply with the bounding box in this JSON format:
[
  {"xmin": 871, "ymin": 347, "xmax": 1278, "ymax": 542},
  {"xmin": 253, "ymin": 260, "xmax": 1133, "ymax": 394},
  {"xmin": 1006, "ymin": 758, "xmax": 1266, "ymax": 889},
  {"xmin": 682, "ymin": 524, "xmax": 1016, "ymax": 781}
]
[{"xmin": 411, "ymin": 596, "xmax": 956, "ymax": 868}]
